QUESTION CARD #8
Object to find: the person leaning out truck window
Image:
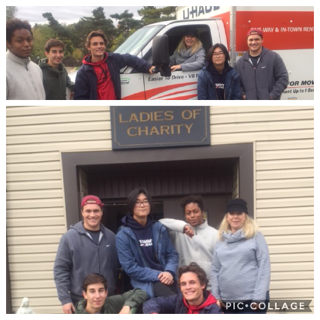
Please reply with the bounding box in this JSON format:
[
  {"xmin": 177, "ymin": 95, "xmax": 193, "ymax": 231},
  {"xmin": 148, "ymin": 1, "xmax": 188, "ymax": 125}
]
[{"xmin": 169, "ymin": 27, "xmax": 205, "ymax": 72}]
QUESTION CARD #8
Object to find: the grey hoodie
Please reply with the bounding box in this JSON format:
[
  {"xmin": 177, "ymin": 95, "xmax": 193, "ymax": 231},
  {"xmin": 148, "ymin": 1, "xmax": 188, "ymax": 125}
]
[
  {"xmin": 211, "ymin": 230, "xmax": 270, "ymax": 301},
  {"xmin": 53, "ymin": 221, "xmax": 118, "ymax": 305},
  {"xmin": 235, "ymin": 47, "xmax": 289, "ymax": 100}
]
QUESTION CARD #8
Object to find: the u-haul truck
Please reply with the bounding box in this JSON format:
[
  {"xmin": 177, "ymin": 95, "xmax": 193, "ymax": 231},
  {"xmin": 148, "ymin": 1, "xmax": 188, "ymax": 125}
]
[{"xmin": 85, "ymin": 6, "xmax": 314, "ymax": 100}]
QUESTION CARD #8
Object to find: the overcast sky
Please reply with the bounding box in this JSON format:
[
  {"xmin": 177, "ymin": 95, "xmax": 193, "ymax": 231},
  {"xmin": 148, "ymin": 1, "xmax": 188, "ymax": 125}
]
[{"xmin": 15, "ymin": 6, "xmax": 163, "ymax": 26}]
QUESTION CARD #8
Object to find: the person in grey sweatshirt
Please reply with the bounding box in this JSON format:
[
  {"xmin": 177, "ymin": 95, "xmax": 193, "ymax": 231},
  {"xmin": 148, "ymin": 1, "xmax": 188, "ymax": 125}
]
[
  {"xmin": 235, "ymin": 28, "xmax": 288, "ymax": 100},
  {"xmin": 6, "ymin": 18, "xmax": 45, "ymax": 100},
  {"xmin": 53, "ymin": 195, "xmax": 118, "ymax": 314},
  {"xmin": 160, "ymin": 195, "xmax": 218, "ymax": 291},
  {"xmin": 211, "ymin": 198, "xmax": 270, "ymax": 314}
]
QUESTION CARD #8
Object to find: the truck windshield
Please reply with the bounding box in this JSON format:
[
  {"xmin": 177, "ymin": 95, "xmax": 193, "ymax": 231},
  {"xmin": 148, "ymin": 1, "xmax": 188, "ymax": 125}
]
[{"xmin": 114, "ymin": 25, "xmax": 164, "ymax": 56}]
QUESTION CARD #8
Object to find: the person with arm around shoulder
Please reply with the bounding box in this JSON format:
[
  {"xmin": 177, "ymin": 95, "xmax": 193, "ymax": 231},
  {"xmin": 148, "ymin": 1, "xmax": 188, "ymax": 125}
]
[
  {"xmin": 169, "ymin": 27, "xmax": 205, "ymax": 72},
  {"xmin": 159, "ymin": 194, "xmax": 218, "ymax": 291},
  {"xmin": 211, "ymin": 198, "xmax": 270, "ymax": 314},
  {"xmin": 197, "ymin": 43, "xmax": 241, "ymax": 100}
]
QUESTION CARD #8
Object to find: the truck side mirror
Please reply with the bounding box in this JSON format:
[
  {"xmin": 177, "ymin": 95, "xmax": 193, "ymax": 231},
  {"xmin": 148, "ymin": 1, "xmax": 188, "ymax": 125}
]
[{"xmin": 152, "ymin": 35, "xmax": 171, "ymax": 77}]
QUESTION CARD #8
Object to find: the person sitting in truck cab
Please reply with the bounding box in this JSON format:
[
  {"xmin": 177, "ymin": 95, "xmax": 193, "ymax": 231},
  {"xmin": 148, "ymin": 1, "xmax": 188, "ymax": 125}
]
[
  {"xmin": 197, "ymin": 43, "xmax": 241, "ymax": 100},
  {"xmin": 169, "ymin": 27, "xmax": 205, "ymax": 72}
]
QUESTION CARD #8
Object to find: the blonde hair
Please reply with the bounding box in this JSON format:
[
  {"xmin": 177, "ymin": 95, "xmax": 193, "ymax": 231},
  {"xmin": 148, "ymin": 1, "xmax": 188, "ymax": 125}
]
[
  {"xmin": 218, "ymin": 213, "xmax": 259, "ymax": 240},
  {"xmin": 176, "ymin": 36, "xmax": 203, "ymax": 55}
]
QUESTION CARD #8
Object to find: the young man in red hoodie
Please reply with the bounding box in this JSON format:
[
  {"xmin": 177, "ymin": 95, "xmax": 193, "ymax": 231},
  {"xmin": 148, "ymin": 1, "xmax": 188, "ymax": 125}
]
[
  {"xmin": 74, "ymin": 29, "xmax": 154, "ymax": 100},
  {"xmin": 142, "ymin": 262, "xmax": 222, "ymax": 314}
]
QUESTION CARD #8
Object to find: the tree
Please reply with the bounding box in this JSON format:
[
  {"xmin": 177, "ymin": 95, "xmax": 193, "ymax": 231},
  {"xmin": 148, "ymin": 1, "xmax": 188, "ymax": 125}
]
[
  {"xmin": 74, "ymin": 7, "xmax": 116, "ymax": 51},
  {"xmin": 110, "ymin": 10, "xmax": 143, "ymax": 39},
  {"xmin": 31, "ymin": 24, "xmax": 56, "ymax": 62},
  {"xmin": 6, "ymin": 6, "xmax": 18, "ymax": 21},
  {"xmin": 42, "ymin": 12, "xmax": 75, "ymax": 55},
  {"xmin": 138, "ymin": 6, "xmax": 176, "ymax": 25}
]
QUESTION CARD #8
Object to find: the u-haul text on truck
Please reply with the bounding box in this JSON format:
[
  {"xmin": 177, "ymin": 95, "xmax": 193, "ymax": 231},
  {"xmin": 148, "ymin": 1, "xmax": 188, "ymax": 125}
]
[{"xmin": 70, "ymin": 6, "xmax": 314, "ymax": 100}]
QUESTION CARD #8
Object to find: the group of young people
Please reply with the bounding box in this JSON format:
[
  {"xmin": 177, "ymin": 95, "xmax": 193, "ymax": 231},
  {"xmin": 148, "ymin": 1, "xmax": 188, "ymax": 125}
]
[
  {"xmin": 6, "ymin": 19, "xmax": 288, "ymax": 101},
  {"xmin": 53, "ymin": 190, "xmax": 270, "ymax": 314}
]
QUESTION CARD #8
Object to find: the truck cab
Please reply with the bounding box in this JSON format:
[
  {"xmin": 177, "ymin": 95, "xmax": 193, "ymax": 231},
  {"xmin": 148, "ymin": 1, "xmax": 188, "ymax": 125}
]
[{"xmin": 115, "ymin": 19, "xmax": 226, "ymax": 100}]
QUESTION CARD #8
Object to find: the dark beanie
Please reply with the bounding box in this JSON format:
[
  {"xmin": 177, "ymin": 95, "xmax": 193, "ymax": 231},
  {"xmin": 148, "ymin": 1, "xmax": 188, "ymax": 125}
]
[
  {"xmin": 184, "ymin": 27, "xmax": 198, "ymax": 38},
  {"xmin": 226, "ymin": 198, "xmax": 248, "ymax": 214}
]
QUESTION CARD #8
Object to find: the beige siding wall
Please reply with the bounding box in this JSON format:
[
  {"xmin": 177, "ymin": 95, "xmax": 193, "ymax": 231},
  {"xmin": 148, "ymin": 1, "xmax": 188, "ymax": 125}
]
[{"xmin": 6, "ymin": 105, "xmax": 314, "ymax": 313}]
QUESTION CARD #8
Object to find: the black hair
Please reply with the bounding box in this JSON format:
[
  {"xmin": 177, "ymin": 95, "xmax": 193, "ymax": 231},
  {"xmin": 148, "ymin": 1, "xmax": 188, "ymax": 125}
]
[
  {"xmin": 6, "ymin": 19, "xmax": 33, "ymax": 43},
  {"xmin": 206, "ymin": 43, "xmax": 230, "ymax": 62},
  {"xmin": 126, "ymin": 187, "xmax": 153, "ymax": 215}
]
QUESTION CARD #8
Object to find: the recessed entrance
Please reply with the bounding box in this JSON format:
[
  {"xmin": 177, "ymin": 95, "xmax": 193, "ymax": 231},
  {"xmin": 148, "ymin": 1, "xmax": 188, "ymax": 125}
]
[
  {"xmin": 78, "ymin": 158, "xmax": 238, "ymax": 232},
  {"xmin": 61, "ymin": 143, "xmax": 254, "ymax": 229}
]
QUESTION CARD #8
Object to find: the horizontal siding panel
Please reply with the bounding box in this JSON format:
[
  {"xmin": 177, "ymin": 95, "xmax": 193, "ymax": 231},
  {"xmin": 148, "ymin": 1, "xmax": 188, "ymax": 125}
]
[
  {"xmin": 8, "ymin": 253, "xmax": 56, "ymax": 264},
  {"xmin": 6, "ymin": 180, "xmax": 63, "ymax": 192},
  {"xmin": 6, "ymin": 189, "xmax": 63, "ymax": 200},
  {"xmin": 270, "ymin": 280, "xmax": 313, "ymax": 290},
  {"xmin": 8, "ymin": 235, "xmax": 62, "ymax": 246},
  {"xmin": 7, "ymin": 130, "xmax": 110, "ymax": 145},
  {"xmin": 268, "ymin": 244, "xmax": 313, "ymax": 254},
  {"xmin": 257, "ymin": 159, "xmax": 314, "ymax": 171},
  {"xmin": 257, "ymin": 197, "xmax": 313, "ymax": 209},
  {"xmin": 271, "ymin": 262, "xmax": 313, "ymax": 272},
  {"xmin": 11, "ymin": 288, "xmax": 58, "ymax": 299},
  {"xmin": 6, "ymin": 171, "xmax": 62, "ymax": 182},
  {"xmin": 7, "ymin": 226, "xmax": 66, "ymax": 237},
  {"xmin": 269, "ymin": 253, "xmax": 313, "ymax": 263},
  {"xmin": 19, "ymin": 306, "xmax": 61, "ymax": 314},
  {"xmin": 6, "ymin": 217, "xmax": 65, "ymax": 228},
  {"xmin": 211, "ymin": 130, "xmax": 313, "ymax": 144},
  {"xmin": 257, "ymin": 168, "xmax": 314, "ymax": 180},
  {"xmin": 256, "ymin": 149, "xmax": 314, "ymax": 161},
  {"xmin": 212, "ymin": 120, "xmax": 313, "ymax": 134},
  {"xmin": 256, "ymin": 206, "xmax": 313, "ymax": 218},
  {"xmin": 270, "ymin": 289, "xmax": 313, "ymax": 299},
  {"xmin": 6, "ymin": 112, "xmax": 109, "ymax": 126},
  {"xmin": 6, "ymin": 139, "xmax": 112, "ymax": 154},
  {"xmin": 6, "ymin": 208, "xmax": 65, "ymax": 219},
  {"xmin": 9, "ymin": 262, "xmax": 54, "ymax": 272},
  {"xmin": 7, "ymin": 162, "xmax": 61, "ymax": 173},
  {"xmin": 210, "ymin": 108, "xmax": 313, "ymax": 122},
  {"xmin": 11, "ymin": 271, "xmax": 56, "ymax": 281},
  {"xmin": 271, "ymin": 271, "xmax": 313, "ymax": 281},
  {"xmin": 257, "ymin": 178, "xmax": 313, "ymax": 189},
  {"xmin": 257, "ymin": 216, "xmax": 313, "ymax": 227},
  {"xmin": 11, "ymin": 279, "xmax": 56, "ymax": 290},
  {"xmin": 6, "ymin": 105, "xmax": 110, "ymax": 116},
  {"xmin": 12, "ymin": 297, "xmax": 60, "ymax": 308},
  {"xmin": 259, "ymin": 225, "xmax": 313, "ymax": 236},
  {"xmin": 6, "ymin": 198, "xmax": 64, "ymax": 209},
  {"xmin": 6, "ymin": 152, "xmax": 60, "ymax": 164},
  {"xmin": 256, "ymin": 139, "xmax": 314, "ymax": 151},
  {"xmin": 9, "ymin": 244, "xmax": 59, "ymax": 255},
  {"xmin": 264, "ymin": 234, "xmax": 313, "ymax": 245},
  {"xmin": 7, "ymin": 122, "xmax": 110, "ymax": 136},
  {"xmin": 256, "ymin": 188, "xmax": 313, "ymax": 199}
]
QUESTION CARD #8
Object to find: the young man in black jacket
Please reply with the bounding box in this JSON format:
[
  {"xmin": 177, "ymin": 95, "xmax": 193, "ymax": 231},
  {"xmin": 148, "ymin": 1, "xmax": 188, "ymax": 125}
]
[{"xmin": 74, "ymin": 29, "xmax": 154, "ymax": 100}]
